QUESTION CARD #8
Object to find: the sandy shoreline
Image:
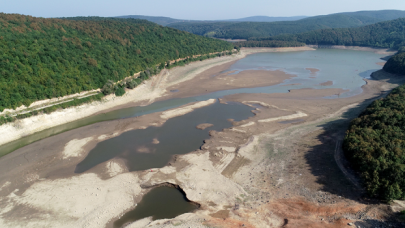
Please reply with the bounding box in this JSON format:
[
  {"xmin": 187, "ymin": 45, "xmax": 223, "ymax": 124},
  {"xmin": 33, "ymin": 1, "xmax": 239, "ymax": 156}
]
[
  {"xmin": 0, "ymin": 46, "xmax": 314, "ymax": 147},
  {"xmin": 1, "ymin": 46, "xmax": 404, "ymax": 228}
]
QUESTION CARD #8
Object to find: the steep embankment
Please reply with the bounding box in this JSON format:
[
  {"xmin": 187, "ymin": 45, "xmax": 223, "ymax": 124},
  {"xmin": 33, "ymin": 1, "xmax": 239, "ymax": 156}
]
[{"xmin": 0, "ymin": 14, "xmax": 233, "ymax": 112}]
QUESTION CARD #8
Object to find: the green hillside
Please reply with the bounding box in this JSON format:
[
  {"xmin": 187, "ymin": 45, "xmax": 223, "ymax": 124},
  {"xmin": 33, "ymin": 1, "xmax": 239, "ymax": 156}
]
[
  {"xmin": 344, "ymin": 84, "xmax": 405, "ymax": 201},
  {"xmin": 169, "ymin": 10, "xmax": 405, "ymax": 40},
  {"xmin": 0, "ymin": 14, "xmax": 233, "ymax": 111},
  {"xmin": 115, "ymin": 15, "xmax": 192, "ymax": 26},
  {"xmin": 384, "ymin": 52, "xmax": 405, "ymax": 75},
  {"xmin": 268, "ymin": 17, "xmax": 405, "ymax": 49}
]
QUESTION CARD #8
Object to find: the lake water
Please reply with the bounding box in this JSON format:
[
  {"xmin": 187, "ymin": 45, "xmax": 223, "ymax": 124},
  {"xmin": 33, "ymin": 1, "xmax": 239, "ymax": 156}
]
[
  {"xmin": 112, "ymin": 186, "xmax": 199, "ymax": 228},
  {"xmin": 0, "ymin": 49, "xmax": 384, "ymax": 157},
  {"xmin": 75, "ymin": 101, "xmax": 254, "ymax": 173},
  {"xmin": 0, "ymin": 49, "xmax": 386, "ymax": 225}
]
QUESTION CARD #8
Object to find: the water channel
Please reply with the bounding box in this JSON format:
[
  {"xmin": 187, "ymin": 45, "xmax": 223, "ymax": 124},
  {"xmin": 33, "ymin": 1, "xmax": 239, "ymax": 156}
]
[
  {"xmin": 0, "ymin": 49, "xmax": 384, "ymax": 157},
  {"xmin": 0, "ymin": 49, "xmax": 387, "ymax": 225}
]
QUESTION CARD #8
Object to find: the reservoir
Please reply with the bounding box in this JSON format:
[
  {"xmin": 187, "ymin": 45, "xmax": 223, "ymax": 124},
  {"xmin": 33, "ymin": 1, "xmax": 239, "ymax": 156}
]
[
  {"xmin": 0, "ymin": 49, "xmax": 385, "ymax": 157},
  {"xmin": 0, "ymin": 49, "xmax": 387, "ymax": 225}
]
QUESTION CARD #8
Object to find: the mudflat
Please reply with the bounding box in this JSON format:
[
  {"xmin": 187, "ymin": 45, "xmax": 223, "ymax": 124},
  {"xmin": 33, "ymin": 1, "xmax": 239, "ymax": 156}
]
[{"xmin": 1, "ymin": 47, "xmax": 404, "ymax": 228}]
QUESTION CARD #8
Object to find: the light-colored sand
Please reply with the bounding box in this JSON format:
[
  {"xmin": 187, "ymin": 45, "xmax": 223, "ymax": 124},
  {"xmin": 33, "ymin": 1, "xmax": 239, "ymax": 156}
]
[
  {"xmin": 258, "ymin": 111, "xmax": 308, "ymax": 123},
  {"xmin": 62, "ymin": 137, "xmax": 94, "ymax": 159},
  {"xmin": 0, "ymin": 90, "xmax": 100, "ymax": 116},
  {"xmin": 0, "ymin": 173, "xmax": 141, "ymax": 228},
  {"xmin": 0, "ymin": 56, "xmax": 241, "ymax": 146},
  {"xmin": 1, "ymin": 47, "xmax": 403, "ymax": 228},
  {"xmin": 307, "ymin": 45, "xmax": 397, "ymax": 55},
  {"xmin": 160, "ymin": 99, "xmax": 216, "ymax": 119},
  {"xmin": 0, "ymin": 47, "xmax": 315, "ymax": 147},
  {"xmin": 152, "ymin": 138, "xmax": 160, "ymax": 144},
  {"xmin": 196, "ymin": 123, "xmax": 214, "ymax": 130},
  {"xmin": 106, "ymin": 160, "xmax": 127, "ymax": 177}
]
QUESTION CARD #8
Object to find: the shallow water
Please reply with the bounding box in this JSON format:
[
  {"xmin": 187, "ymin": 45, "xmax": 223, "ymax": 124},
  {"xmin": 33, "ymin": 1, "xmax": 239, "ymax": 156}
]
[
  {"xmin": 75, "ymin": 101, "xmax": 254, "ymax": 173},
  {"xmin": 0, "ymin": 49, "xmax": 384, "ymax": 158},
  {"xmin": 0, "ymin": 49, "xmax": 387, "ymax": 224},
  {"xmin": 112, "ymin": 186, "xmax": 198, "ymax": 228}
]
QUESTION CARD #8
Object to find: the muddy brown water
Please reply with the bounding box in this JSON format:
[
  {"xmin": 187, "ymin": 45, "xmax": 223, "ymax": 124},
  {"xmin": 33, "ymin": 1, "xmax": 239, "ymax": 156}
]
[
  {"xmin": 75, "ymin": 101, "xmax": 254, "ymax": 173},
  {"xmin": 112, "ymin": 186, "xmax": 198, "ymax": 228}
]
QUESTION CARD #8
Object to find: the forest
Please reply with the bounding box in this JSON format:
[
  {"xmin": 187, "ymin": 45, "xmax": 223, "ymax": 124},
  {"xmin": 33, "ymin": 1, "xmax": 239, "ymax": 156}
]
[
  {"xmin": 243, "ymin": 17, "xmax": 405, "ymax": 50},
  {"xmin": 384, "ymin": 52, "xmax": 405, "ymax": 75},
  {"xmin": 169, "ymin": 10, "xmax": 405, "ymax": 40},
  {"xmin": 344, "ymin": 84, "xmax": 405, "ymax": 201},
  {"xmin": 0, "ymin": 14, "xmax": 233, "ymax": 111}
]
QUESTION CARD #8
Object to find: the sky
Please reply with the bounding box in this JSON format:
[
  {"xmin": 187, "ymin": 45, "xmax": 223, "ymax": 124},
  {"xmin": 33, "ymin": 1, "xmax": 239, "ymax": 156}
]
[{"xmin": 2, "ymin": 0, "xmax": 405, "ymax": 20}]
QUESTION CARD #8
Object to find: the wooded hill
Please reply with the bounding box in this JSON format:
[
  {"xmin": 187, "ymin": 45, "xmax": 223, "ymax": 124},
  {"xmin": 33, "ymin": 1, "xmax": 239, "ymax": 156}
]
[
  {"xmin": 169, "ymin": 10, "xmax": 405, "ymax": 40},
  {"xmin": 0, "ymin": 14, "xmax": 233, "ymax": 111},
  {"xmin": 384, "ymin": 52, "xmax": 405, "ymax": 75},
  {"xmin": 266, "ymin": 17, "xmax": 405, "ymax": 49},
  {"xmin": 344, "ymin": 84, "xmax": 405, "ymax": 201}
]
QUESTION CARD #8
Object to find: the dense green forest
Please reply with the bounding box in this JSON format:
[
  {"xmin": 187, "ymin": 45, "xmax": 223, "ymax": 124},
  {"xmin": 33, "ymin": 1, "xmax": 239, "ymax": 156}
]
[
  {"xmin": 169, "ymin": 10, "xmax": 405, "ymax": 40},
  {"xmin": 0, "ymin": 14, "xmax": 233, "ymax": 111},
  {"xmin": 343, "ymin": 85, "xmax": 405, "ymax": 201},
  {"xmin": 384, "ymin": 52, "xmax": 405, "ymax": 75},
  {"xmin": 266, "ymin": 18, "xmax": 405, "ymax": 49}
]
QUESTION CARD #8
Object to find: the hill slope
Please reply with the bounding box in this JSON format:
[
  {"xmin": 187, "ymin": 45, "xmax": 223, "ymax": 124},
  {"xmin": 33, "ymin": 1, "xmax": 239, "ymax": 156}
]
[
  {"xmin": 344, "ymin": 84, "xmax": 405, "ymax": 200},
  {"xmin": 225, "ymin": 16, "xmax": 307, "ymax": 22},
  {"xmin": 115, "ymin": 15, "xmax": 193, "ymax": 26},
  {"xmin": 268, "ymin": 17, "xmax": 405, "ymax": 49},
  {"xmin": 168, "ymin": 10, "xmax": 405, "ymax": 39},
  {"xmin": 0, "ymin": 14, "xmax": 233, "ymax": 111},
  {"xmin": 115, "ymin": 15, "xmax": 307, "ymax": 26}
]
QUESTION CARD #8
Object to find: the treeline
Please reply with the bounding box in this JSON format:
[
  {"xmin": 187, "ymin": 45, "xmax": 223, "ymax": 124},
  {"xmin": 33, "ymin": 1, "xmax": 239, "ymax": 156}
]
[
  {"xmin": 233, "ymin": 40, "xmax": 305, "ymax": 48},
  {"xmin": 0, "ymin": 14, "xmax": 233, "ymax": 111},
  {"xmin": 266, "ymin": 18, "xmax": 405, "ymax": 49},
  {"xmin": 169, "ymin": 10, "xmax": 405, "ymax": 40},
  {"xmin": 344, "ymin": 85, "xmax": 405, "ymax": 201},
  {"xmin": 0, "ymin": 50, "xmax": 233, "ymax": 126}
]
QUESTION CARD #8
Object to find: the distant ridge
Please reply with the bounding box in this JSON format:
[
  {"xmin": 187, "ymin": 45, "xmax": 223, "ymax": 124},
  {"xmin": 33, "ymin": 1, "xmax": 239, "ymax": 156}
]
[
  {"xmin": 168, "ymin": 10, "xmax": 405, "ymax": 40},
  {"xmin": 115, "ymin": 15, "xmax": 193, "ymax": 26},
  {"xmin": 226, "ymin": 16, "xmax": 307, "ymax": 22},
  {"xmin": 115, "ymin": 15, "xmax": 307, "ymax": 26}
]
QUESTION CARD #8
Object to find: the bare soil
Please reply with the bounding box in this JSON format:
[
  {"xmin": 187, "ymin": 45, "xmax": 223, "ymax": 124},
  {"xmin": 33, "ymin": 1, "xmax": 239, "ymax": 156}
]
[{"xmin": 1, "ymin": 47, "xmax": 404, "ymax": 228}]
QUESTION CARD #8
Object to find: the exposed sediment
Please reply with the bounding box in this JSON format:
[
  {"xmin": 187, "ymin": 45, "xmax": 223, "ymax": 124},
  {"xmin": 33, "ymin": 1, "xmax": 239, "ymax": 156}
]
[{"xmin": 1, "ymin": 47, "xmax": 403, "ymax": 228}]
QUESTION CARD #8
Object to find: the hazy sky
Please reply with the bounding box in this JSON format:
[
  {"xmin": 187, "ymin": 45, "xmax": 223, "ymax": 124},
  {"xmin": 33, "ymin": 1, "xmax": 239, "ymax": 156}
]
[{"xmin": 2, "ymin": 0, "xmax": 405, "ymax": 20}]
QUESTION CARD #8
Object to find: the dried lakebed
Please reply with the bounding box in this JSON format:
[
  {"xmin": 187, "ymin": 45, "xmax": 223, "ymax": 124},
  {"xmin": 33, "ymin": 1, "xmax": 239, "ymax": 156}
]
[{"xmin": 0, "ymin": 48, "xmax": 400, "ymax": 228}]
